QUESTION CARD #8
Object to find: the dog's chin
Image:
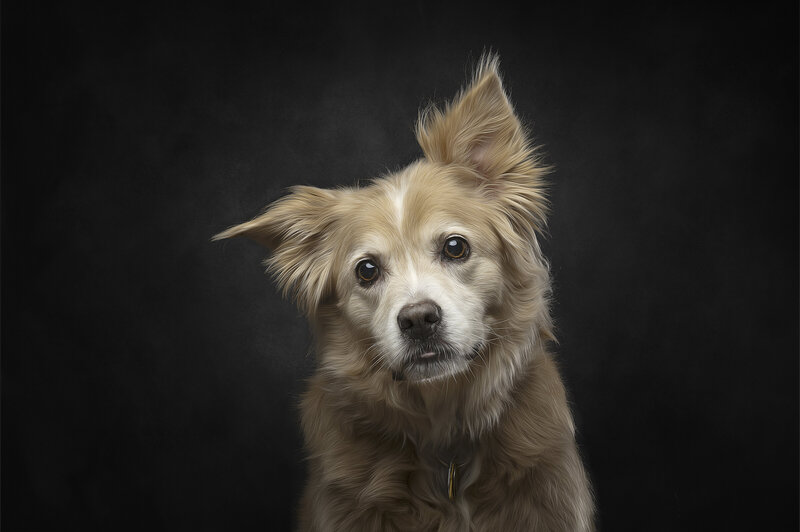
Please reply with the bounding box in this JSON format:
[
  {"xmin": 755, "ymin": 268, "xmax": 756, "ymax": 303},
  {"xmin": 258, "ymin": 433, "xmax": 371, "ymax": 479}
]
[{"xmin": 394, "ymin": 345, "xmax": 480, "ymax": 383}]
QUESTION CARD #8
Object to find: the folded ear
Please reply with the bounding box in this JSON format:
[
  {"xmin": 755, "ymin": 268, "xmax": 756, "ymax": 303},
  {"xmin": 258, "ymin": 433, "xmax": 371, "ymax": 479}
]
[
  {"xmin": 416, "ymin": 54, "xmax": 549, "ymax": 233},
  {"xmin": 213, "ymin": 186, "xmax": 340, "ymax": 316}
]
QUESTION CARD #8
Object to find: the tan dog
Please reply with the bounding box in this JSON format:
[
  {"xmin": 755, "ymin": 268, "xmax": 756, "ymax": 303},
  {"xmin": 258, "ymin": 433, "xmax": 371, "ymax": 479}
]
[{"xmin": 215, "ymin": 55, "xmax": 594, "ymax": 531}]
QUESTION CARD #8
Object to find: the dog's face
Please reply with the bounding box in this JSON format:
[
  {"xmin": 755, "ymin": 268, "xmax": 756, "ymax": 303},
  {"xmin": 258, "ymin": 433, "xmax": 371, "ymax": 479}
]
[
  {"xmin": 332, "ymin": 167, "xmax": 509, "ymax": 382},
  {"xmin": 216, "ymin": 56, "xmax": 550, "ymax": 384}
]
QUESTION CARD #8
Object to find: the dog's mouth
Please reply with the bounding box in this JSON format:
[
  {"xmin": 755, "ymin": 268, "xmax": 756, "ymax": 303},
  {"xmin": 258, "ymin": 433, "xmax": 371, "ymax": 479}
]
[{"xmin": 393, "ymin": 342, "xmax": 481, "ymax": 382}]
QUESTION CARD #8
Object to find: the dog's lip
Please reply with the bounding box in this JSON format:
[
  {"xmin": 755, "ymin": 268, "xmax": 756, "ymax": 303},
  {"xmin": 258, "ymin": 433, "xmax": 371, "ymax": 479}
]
[
  {"xmin": 394, "ymin": 343, "xmax": 484, "ymax": 382},
  {"xmin": 405, "ymin": 343, "xmax": 482, "ymax": 364},
  {"xmin": 410, "ymin": 349, "xmax": 448, "ymax": 363}
]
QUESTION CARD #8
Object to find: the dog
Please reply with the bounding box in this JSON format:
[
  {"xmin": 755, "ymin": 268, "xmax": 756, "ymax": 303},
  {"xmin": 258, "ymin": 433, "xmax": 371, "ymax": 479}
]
[{"xmin": 215, "ymin": 55, "xmax": 594, "ymax": 531}]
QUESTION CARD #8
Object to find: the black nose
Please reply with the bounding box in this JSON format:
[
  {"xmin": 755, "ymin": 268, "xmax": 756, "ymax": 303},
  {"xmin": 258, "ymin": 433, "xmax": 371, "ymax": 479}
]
[{"xmin": 397, "ymin": 300, "xmax": 442, "ymax": 340}]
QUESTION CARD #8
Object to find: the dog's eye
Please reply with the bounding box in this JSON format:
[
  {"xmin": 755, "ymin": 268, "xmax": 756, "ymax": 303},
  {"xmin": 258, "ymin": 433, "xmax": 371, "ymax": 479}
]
[
  {"xmin": 442, "ymin": 236, "xmax": 469, "ymax": 261},
  {"xmin": 356, "ymin": 259, "xmax": 380, "ymax": 285}
]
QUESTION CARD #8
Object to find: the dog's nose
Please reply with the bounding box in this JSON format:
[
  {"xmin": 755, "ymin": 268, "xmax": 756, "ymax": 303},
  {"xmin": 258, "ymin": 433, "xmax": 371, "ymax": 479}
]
[{"xmin": 397, "ymin": 300, "xmax": 441, "ymax": 340}]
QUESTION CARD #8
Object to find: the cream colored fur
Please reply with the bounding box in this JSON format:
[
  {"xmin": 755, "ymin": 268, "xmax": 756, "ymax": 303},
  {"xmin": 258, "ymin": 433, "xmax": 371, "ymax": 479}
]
[{"xmin": 215, "ymin": 55, "xmax": 594, "ymax": 531}]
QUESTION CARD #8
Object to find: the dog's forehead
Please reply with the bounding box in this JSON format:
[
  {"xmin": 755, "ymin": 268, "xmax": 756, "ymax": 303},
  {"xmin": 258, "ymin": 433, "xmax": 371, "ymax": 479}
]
[{"xmin": 343, "ymin": 164, "xmax": 488, "ymax": 255}]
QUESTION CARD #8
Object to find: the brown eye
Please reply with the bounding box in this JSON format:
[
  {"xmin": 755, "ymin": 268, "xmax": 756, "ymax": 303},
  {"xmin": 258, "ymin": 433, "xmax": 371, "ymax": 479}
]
[
  {"xmin": 356, "ymin": 259, "xmax": 379, "ymax": 284},
  {"xmin": 443, "ymin": 236, "xmax": 469, "ymax": 260}
]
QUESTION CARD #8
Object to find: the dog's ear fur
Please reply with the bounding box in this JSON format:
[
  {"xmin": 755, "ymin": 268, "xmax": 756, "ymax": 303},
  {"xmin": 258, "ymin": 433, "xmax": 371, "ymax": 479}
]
[
  {"xmin": 416, "ymin": 54, "xmax": 549, "ymax": 235},
  {"xmin": 213, "ymin": 186, "xmax": 340, "ymax": 316}
]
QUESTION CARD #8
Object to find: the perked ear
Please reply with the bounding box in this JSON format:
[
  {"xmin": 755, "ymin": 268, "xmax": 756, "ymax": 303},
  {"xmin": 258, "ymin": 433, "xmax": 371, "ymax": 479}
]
[
  {"xmin": 416, "ymin": 54, "xmax": 549, "ymax": 232},
  {"xmin": 213, "ymin": 186, "xmax": 340, "ymax": 316}
]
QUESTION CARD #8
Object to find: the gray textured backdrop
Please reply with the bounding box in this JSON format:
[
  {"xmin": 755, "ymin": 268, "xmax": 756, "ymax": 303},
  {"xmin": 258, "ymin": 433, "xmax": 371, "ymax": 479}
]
[{"xmin": 3, "ymin": 2, "xmax": 797, "ymax": 530}]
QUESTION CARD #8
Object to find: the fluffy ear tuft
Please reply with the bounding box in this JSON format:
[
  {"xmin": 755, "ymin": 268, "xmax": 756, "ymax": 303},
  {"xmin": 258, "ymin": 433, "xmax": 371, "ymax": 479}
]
[
  {"xmin": 416, "ymin": 53, "xmax": 550, "ymax": 236},
  {"xmin": 416, "ymin": 54, "xmax": 523, "ymax": 177},
  {"xmin": 213, "ymin": 186, "xmax": 341, "ymax": 316}
]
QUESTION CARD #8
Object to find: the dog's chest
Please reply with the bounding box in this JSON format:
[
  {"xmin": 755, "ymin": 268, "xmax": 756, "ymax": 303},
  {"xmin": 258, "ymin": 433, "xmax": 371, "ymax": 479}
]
[
  {"xmin": 407, "ymin": 391, "xmax": 482, "ymax": 509},
  {"xmin": 405, "ymin": 438, "xmax": 481, "ymax": 526}
]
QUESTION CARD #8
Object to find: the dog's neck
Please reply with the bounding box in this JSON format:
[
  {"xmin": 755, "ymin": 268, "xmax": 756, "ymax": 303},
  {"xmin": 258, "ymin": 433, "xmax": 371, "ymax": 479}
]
[
  {"xmin": 407, "ymin": 335, "xmax": 542, "ymax": 444},
  {"xmin": 415, "ymin": 383, "xmax": 460, "ymax": 441}
]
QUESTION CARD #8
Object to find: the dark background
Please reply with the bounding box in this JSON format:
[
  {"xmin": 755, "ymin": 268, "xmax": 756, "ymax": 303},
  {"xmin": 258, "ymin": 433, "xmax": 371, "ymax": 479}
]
[{"xmin": 2, "ymin": 1, "xmax": 797, "ymax": 530}]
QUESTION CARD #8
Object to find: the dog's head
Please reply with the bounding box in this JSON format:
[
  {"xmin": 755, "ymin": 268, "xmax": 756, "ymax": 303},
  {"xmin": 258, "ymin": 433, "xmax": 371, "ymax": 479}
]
[{"xmin": 216, "ymin": 56, "xmax": 552, "ymax": 384}]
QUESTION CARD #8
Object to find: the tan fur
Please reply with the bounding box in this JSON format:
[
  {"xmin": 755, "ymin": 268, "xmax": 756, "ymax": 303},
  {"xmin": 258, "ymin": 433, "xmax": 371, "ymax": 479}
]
[{"xmin": 215, "ymin": 55, "xmax": 594, "ymax": 531}]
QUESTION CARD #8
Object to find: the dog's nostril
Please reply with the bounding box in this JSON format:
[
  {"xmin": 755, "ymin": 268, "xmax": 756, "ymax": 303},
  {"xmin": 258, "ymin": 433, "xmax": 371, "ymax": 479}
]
[
  {"xmin": 424, "ymin": 311, "xmax": 440, "ymax": 324},
  {"xmin": 397, "ymin": 300, "xmax": 441, "ymax": 339}
]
